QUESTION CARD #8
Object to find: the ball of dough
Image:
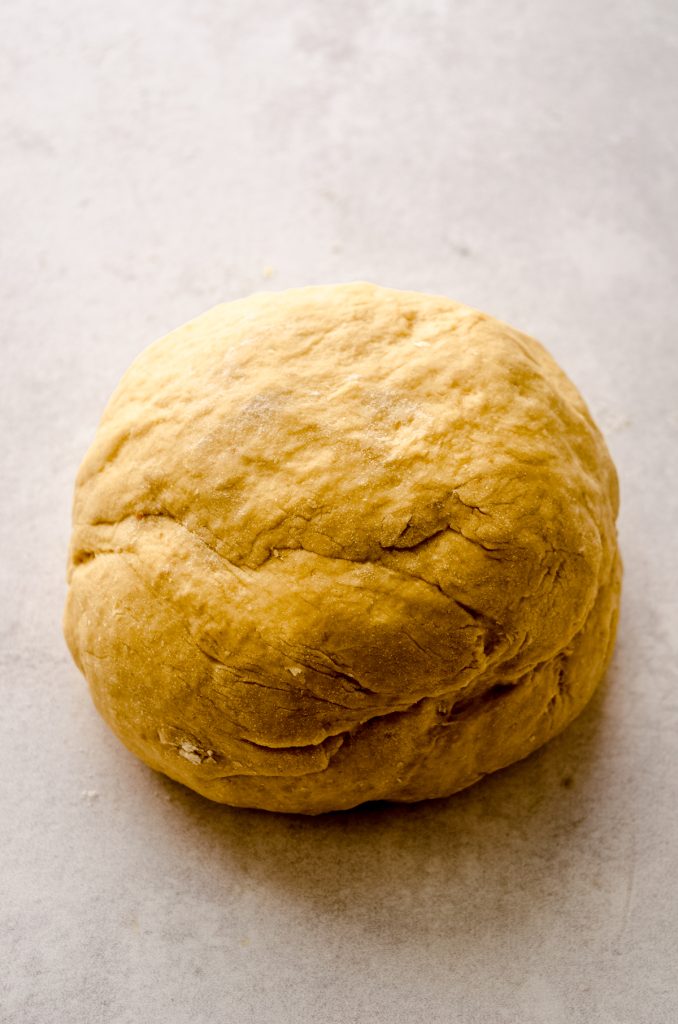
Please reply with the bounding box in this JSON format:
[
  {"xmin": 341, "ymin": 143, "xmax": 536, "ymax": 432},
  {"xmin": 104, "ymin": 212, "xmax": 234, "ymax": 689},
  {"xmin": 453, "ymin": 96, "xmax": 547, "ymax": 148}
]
[{"xmin": 64, "ymin": 283, "xmax": 621, "ymax": 814}]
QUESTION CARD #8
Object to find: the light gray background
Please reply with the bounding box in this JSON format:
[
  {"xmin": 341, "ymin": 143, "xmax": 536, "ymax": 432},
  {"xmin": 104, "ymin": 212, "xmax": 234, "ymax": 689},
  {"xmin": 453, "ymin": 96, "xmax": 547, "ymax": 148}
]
[{"xmin": 2, "ymin": 1, "xmax": 677, "ymax": 1022}]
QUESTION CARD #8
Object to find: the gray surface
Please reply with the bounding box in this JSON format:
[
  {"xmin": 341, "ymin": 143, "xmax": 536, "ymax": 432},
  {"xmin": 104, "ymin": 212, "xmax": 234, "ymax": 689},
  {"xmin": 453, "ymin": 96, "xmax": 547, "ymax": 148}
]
[{"xmin": 2, "ymin": 1, "xmax": 677, "ymax": 1021}]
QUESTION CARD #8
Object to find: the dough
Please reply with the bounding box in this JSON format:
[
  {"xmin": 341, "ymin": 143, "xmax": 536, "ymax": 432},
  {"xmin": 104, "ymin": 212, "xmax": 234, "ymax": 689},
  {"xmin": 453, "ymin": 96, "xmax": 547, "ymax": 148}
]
[{"xmin": 64, "ymin": 283, "xmax": 621, "ymax": 814}]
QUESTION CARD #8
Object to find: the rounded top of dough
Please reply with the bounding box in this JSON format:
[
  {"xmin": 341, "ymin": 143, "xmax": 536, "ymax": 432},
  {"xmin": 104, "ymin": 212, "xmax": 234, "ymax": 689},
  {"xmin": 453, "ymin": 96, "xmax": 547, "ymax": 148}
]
[{"xmin": 66, "ymin": 283, "xmax": 621, "ymax": 812}]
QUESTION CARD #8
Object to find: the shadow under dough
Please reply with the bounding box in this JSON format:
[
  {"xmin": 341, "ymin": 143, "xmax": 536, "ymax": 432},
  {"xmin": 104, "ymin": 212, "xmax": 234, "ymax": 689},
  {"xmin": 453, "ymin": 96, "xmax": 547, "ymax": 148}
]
[{"xmin": 153, "ymin": 661, "xmax": 618, "ymax": 945}]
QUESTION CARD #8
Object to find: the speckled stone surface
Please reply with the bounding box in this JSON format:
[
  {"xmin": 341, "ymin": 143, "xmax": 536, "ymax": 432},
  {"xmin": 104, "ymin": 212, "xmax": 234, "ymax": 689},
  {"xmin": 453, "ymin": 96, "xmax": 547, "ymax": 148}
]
[{"xmin": 2, "ymin": 1, "xmax": 677, "ymax": 1021}]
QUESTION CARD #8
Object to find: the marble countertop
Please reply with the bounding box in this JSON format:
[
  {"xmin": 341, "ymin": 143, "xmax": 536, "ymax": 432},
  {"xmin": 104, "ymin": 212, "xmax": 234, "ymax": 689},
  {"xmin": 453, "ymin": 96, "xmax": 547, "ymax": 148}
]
[{"xmin": 2, "ymin": 2, "xmax": 677, "ymax": 1021}]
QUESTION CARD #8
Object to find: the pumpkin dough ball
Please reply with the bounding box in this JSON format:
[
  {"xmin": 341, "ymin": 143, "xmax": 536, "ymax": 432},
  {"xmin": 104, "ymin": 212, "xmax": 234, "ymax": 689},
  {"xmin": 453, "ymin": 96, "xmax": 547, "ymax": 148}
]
[{"xmin": 64, "ymin": 283, "xmax": 621, "ymax": 814}]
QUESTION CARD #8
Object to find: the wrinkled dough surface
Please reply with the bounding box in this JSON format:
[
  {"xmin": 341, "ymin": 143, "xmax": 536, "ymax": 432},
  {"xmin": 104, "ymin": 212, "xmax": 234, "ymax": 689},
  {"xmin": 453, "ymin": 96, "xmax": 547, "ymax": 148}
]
[{"xmin": 64, "ymin": 283, "xmax": 621, "ymax": 813}]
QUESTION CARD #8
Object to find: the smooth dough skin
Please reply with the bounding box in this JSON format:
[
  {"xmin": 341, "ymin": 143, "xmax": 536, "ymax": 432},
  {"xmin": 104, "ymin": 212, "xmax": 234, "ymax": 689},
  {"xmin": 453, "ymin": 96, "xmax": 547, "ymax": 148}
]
[{"xmin": 64, "ymin": 283, "xmax": 622, "ymax": 814}]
